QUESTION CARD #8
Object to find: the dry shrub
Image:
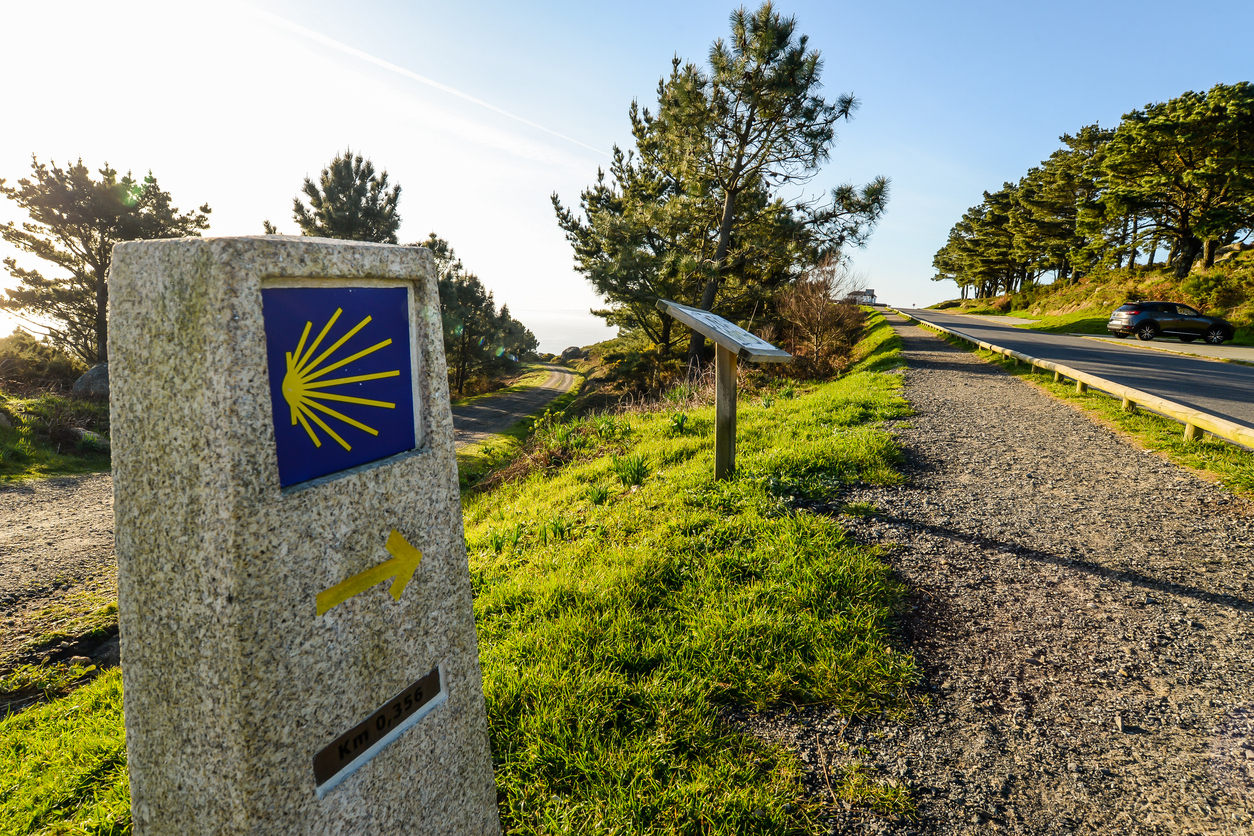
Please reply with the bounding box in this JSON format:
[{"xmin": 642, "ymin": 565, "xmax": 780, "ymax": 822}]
[
  {"xmin": 775, "ymin": 258, "xmax": 867, "ymax": 378},
  {"xmin": 472, "ymin": 411, "xmax": 632, "ymax": 493},
  {"xmin": 0, "ymin": 330, "xmax": 86, "ymax": 395}
]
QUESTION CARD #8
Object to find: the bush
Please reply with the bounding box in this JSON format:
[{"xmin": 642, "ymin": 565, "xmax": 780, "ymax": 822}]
[
  {"xmin": 1181, "ymin": 270, "xmax": 1250, "ymax": 311},
  {"xmin": 775, "ymin": 259, "xmax": 868, "ymax": 378},
  {"xmin": 0, "ymin": 331, "xmax": 86, "ymax": 392}
]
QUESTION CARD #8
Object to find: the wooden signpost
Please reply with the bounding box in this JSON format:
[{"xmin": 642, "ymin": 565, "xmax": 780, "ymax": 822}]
[{"xmin": 656, "ymin": 300, "xmax": 792, "ymax": 479}]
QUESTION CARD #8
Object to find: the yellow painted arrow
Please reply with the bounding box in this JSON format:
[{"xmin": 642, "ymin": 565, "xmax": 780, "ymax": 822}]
[{"xmin": 316, "ymin": 529, "xmax": 423, "ymax": 616}]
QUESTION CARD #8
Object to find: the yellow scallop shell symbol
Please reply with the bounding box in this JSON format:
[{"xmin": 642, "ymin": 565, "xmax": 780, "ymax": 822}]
[{"xmin": 281, "ymin": 307, "xmax": 400, "ymax": 451}]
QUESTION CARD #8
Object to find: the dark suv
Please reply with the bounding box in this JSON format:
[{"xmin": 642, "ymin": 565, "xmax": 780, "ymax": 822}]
[{"xmin": 1107, "ymin": 301, "xmax": 1234, "ymax": 344}]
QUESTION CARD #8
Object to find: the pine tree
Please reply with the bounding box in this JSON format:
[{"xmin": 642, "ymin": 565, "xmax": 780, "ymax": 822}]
[
  {"xmin": 292, "ymin": 149, "xmax": 401, "ymax": 243},
  {"xmin": 416, "ymin": 234, "xmax": 537, "ymax": 394},
  {"xmin": 1100, "ymin": 82, "xmax": 1254, "ymax": 277},
  {"xmin": 0, "ymin": 157, "xmax": 211, "ymax": 364},
  {"xmin": 556, "ymin": 2, "xmax": 888, "ymax": 365}
]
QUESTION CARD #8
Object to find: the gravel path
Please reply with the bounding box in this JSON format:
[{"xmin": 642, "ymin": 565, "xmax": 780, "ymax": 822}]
[
  {"xmin": 743, "ymin": 317, "xmax": 1254, "ymax": 834},
  {"xmin": 0, "ymin": 474, "xmax": 116, "ymax": 665},
  {"xmin": 452, "ymin": 363, "xmax": 576, "ymax": 448}
]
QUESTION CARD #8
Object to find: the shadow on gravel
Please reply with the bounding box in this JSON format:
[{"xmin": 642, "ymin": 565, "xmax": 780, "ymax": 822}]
[
  {"xmin": 868, "ymin": 511, "xmax": 1254, "ymax": 614},
  {"xmin": 898, "ymin": 357, "xmax": 1010, "ymax": 376}
]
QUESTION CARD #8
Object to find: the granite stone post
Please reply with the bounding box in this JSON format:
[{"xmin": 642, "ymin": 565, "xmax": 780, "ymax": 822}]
[{"xmin": 110, "ymin": 236, "xmax": 501, "ymax": 835}]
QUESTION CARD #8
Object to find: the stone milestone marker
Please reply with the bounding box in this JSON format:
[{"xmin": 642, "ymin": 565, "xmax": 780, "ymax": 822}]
[{"xmin": 110, "ymin": 237, "xmax": 501, "ymax": 835}]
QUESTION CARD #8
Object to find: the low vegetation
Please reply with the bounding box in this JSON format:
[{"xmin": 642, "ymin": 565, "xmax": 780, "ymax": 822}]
[
  {"xmin": 0, "ymin": 391, "xmax": 110, "ymax": 480},
  {"xmin": 0, "ymin": 331, "xmax": 110, "ymax": 480},
  {"xmin": 0, "ymin": 670, "xmax": 128, "ymax": 836},
  {"xmin": 0, "ymin": 313, "xmax": 922, "ymax": 834}
]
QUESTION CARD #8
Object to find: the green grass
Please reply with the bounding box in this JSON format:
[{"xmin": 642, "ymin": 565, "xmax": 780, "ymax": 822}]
[
  {"xmin": 0, "ymin": 670, "xmax": 129, "ymax": 836},
  {"xmin": 1, "ymin": 661, "xmax": 100, "ymax": 717},
  {"xmin": 1011, "ymin": 308, "xmax": 1109, "ymax": 335},
  {"xmin": 0, "ymin": 391, "xmax": 110, "ymax": 480},
  {"xmin": 847, "ymin": 312, "xmax": 906, "ymax": 376},
  {"xmin": 1, "ymin": 313, "xmax": 919, "ymax": 833}
]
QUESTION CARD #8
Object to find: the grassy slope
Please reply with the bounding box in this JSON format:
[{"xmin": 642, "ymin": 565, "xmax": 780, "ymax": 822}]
[
  {"xmin": 469, "ymin": 314, "xmax": 917, "ymax": 832},
  {"xmin": 0, "ymin": 392, "xmax": 110, "ymax": 481},
  {"xmin": 0, "ymin": 313, "xmax": 918, "ymax": 834}
]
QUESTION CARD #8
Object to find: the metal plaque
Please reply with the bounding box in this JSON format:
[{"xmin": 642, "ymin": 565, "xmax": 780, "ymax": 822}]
[{"xmin": 313, "ymin": 665, "xmax": 446, "ymax": 796}]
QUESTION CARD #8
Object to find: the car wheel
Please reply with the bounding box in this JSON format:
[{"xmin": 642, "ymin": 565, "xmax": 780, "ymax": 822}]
[
  {"xmin": 1180, "ymin": 335, "xmax": 1198, "ymax": 343},
  {"xmin": 1136, "ymin": 323, "xmax": 1157, "ymax": 341},
  {"xmin": 1205, "ymin": 326, "xmax": 1227, "ymax": 345}
]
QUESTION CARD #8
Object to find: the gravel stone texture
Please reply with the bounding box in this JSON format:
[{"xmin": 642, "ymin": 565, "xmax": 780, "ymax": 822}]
[
  {"xmin": 742, "ymin": 318, "xmax": 1254, "ymax": 835},
  {"xmin": 0, "ymin": 474, "xmax": 116, "ymax": 667}
]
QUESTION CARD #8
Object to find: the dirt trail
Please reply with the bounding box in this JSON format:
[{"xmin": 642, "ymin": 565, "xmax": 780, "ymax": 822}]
[
  {"xmin": 0, "ymin": 474, "xmax": 116, "ymax": 666},
  {"xmin": 452, "ymin": 363, "xmax": 576, "ymax": 448},
  {"xmin": 746, "ymin": 317, "xmax": 1254, "ymax": 834}
]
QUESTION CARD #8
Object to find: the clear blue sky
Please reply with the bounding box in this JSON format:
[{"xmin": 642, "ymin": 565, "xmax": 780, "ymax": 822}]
[{"xmin": 1, "ymin": 0, "xmax": 1249, "ymax": 351}]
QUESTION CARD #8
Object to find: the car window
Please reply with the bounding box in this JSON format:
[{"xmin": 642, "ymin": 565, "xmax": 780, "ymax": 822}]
[
  {"xmin": 1153, "ymin": 304, "xmax": 1174, "ymax": 313},
  {"xmin": 1176, "ymin": 305, "xmax": 1199, "ymax": 316}
]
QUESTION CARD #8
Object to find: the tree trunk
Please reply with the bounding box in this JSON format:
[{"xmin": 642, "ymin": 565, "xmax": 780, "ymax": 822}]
[
  {"xmin": 1174, "ymin": 235, "xmax": 1202, "ymax": 279},
  {"xmin": 1203, "ymin": 239, "xmax": 1218, "ymax": 268},
  {"xmin": 94, "ymin": 266, "xmax": 108, "ymax": 364},
  {"xmin": 1128, "ymin": 217, "xmax": 1139, "ymax": 268},
  {"xmin": 1115, "ymin": 216, "xmax": 1129, "ymax": 269}
]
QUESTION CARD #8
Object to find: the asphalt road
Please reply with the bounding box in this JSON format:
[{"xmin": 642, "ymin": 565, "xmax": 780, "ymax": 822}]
[{"xmin": 897, "ymin": 309, "xmax": 1254, "ymax": 431}]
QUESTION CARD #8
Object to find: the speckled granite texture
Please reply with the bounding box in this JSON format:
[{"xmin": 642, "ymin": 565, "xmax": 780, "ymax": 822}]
[{"xmin": 110, "ymin": 237, "xmax": 500, "ymax": 835}]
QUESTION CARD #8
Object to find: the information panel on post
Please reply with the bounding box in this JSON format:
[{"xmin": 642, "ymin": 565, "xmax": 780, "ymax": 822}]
[{"xmin": 656, "ymin": 299, "xmax": 791, "ymax": 480}]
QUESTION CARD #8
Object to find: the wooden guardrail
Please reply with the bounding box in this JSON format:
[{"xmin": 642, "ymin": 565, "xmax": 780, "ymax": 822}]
[{"xmin": 892, "ymin": 309, "xmax": 1254, "ymax": 450}]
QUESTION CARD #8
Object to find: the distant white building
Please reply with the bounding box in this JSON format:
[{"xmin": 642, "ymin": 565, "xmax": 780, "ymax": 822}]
[{"xmin": 847, "ymin": 288, "xmax": 878, "ymax": 305}]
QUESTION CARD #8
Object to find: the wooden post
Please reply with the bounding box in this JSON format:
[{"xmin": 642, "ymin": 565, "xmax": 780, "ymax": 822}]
[
  {"xmin": 715, "ymin": 344, "xmax": 737, "ymax": 479},
  {"xmin": 1076, "ymin": 380, "xmax": 1088, "ymax": 393}
]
